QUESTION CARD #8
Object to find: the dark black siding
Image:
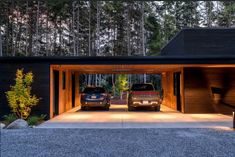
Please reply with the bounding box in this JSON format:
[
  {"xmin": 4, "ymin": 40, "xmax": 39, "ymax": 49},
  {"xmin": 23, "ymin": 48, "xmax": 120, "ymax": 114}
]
[
  {"xmin": 161, "ymin": 28, "xmax": 235, "ymax": 56},
  {"xmin": 0, "ymin": 63, "xmax": 50, "ymax": 119},
  {"xmin": 161, "ymin": 30, "xmax": 184, "ymax": 56}
]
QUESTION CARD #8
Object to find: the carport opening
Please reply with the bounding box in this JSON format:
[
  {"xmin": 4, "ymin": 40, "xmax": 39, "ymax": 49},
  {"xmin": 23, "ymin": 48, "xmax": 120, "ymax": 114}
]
[{"xmin": 50, "ymin": 64, "xmax": 183, "ymax": 118}]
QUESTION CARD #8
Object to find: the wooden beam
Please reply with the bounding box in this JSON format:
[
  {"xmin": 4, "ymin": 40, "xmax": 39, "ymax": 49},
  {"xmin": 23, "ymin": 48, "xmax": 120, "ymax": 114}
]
[
  {"xmin": 75, "ymin": 72, "xmax": 80, "ymax": 107},
  {"xmin": 49, "ymin": 66, "xmax": 54, "ymax": 118},
  {"xmin": 180, "ymin": 68, "xmax": 185, "ymax": 113}
]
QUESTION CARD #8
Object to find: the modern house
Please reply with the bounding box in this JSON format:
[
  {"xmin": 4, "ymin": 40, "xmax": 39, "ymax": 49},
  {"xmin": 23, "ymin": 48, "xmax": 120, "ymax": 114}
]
[{"xmin": 1, "ymin": 28, "xmax": 235, "ymax": 119}]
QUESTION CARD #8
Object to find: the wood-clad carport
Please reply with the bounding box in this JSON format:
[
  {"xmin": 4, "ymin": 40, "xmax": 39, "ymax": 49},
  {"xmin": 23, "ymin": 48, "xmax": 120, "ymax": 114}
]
[
  {"xmin": 49, "ymin": 63, "xmax": 185, "ymax": 118},
  {"xmin": 1, "ymin": 56, "xmax": 235, "ymax": 119},
  {"xmin": 47, "ymin": 56, "xmax": 235, "ymax": 118},
  {"xmin": 1, "ymin": 28, "xmax": 235, "ymax": 119}
]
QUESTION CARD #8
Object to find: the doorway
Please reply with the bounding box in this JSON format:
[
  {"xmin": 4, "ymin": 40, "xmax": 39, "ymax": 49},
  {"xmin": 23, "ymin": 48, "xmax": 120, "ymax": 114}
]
[
  {"xmin": 53, "ymin": 70, "xmax": 59, "ymax": 116},
  {"xmin": 174, "ymin": 72, "xmax": 181, "ymax": 112},
  {"xmin": 72, "ymin": 73, "xmax": 75, "ymax": 108}
]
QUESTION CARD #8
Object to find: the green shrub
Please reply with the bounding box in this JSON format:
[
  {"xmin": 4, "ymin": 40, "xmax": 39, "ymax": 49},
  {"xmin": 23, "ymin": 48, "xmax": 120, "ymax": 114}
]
[
  {"xmin": 27, "ymin": 114, "xmax": 46, "ymax": 126},
  {"xmin": 3, "ymin": 114, "xmax": 17, "ymax": 125},
  {"xmin": 115, "ymin": 74, "xmax": 128, "ymax": 99},
  {"xmin": 6, "ymin": 69, "xmax": 40, "ymax": 119}
]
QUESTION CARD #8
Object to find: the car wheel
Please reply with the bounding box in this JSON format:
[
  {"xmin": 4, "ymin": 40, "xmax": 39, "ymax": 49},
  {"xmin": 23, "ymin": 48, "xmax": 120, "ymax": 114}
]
[
  {"xmin": 81, "ymin": 106, "xmax": 89, "ymax": 111},
  {"xmin": 81, "ymin": 106, "xmax": 85, "ymax": 111},
  {"xmin": 128, "ymin": 105, "xmax": 135, "ymax": 111},
  {"xmin": 155, "ymin": 106, "xmax": 160, "ymax": 112},
  {"xmin": 104, "ymin": 105, "xmax": 110, "ymax": 111}
]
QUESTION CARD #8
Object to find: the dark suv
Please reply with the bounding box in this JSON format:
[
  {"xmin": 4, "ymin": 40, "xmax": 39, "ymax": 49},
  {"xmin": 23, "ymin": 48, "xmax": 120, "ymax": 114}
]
[
  {"xmin": 128, "ymin": 83, "xmax": 162, "ymax": 111},
  {"xmin": 80, "ymin": 87, "xmax": 110, "ymax": 110}
]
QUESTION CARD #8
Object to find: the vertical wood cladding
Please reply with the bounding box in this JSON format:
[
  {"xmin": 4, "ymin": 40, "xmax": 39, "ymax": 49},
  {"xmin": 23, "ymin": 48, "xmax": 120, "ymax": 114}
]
[
  {"xmin": 50, "ymin": 67, "xmax": 76, "ymax": 115},
  {"xmin": 0, "ymin": 63, "xmax": 50, "ymax": 119},
  {"xmin": 162, "ymin": 72, "xmax": 177, "ymax": 110},
  {"xmin": 75, "ymin": 72, "xmax": 80, "ymax": 107},
  {"xmin": 184, "ymin": 67, "xmax": 235, "ymax": 114}
]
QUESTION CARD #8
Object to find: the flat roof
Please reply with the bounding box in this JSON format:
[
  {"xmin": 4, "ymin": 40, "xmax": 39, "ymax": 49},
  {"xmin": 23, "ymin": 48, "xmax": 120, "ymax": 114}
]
[
  {"xmin": 161, "ymin": 28, "xmax": 235, "ymax": 56},
  {"xmin": 1, "ymin": 56, "xmax": 235, "ymax": 65}
]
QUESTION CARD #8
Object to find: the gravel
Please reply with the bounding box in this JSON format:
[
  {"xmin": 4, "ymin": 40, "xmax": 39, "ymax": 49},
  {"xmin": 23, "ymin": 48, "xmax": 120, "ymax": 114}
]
[{"xmin": 1, "ymin": 128, "xmax": 235, "ymax": 157}]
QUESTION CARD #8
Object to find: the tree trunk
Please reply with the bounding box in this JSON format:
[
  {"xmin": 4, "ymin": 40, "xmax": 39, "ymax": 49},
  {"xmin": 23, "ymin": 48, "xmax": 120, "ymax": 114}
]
[
  {"xmin": 46, "ymin": 5, "xmax": 49, "ymax": 56},
  {"xmin": 28, "ymin": 1, "xmax": 33, "ymax": 56},
  {"xmin": 88, "ymin": 1, "xmax": 91, "ymax": 56},
  {"xmin": 88, "ymin": 1, "xmax": 92, "ymax": 85},
  {"xmin": 76, "ymin": 1, "xmax": 80, "ymax": 56},
  {"xmin": 0, "ymin": 29, "xmax": 2, "ymax": 56},
  {"xmin": 120, "ymin": 91, "xmax": 123, "ymax": 100},
  {"xmin": 141, "ymin": 2, "xmax": 146, "ymax": 83},
  {"xmin": 96, "ymin": 1, "xmax": 100, "ymax": 56},
  {"xmin": 35, "ymin": 1, "xmax": 40, "ymax": 56},
  {"xmin": 72, "ymin": 1, "xmax": 76, "ymax": 56},
  {"xmin": 59, "ymin": 15, "xmax": 62, "ymax": 55},
  {"xmin": 25, "ymin": 1, "xmax": 29, "ymax": 56},
  {"xmin": 127, "ymin": 2, "xmax": 131, "ymax": 56},
  {"xmin": 127, "ymin": 2, "xmax": 132, "ymax": 85},
  {"xmin": 11, "ymin": 1, "xmax": 15, "ymax": 56}
]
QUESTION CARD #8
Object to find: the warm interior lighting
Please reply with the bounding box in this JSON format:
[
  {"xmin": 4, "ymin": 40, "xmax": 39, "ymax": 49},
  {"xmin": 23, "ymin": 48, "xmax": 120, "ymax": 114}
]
[
  {"xmin": 60, "ymin": 114, "xmax": 93, "ymax": 120},
  {"xmin": 190, "ymin": 114, "xmax": 223, "ymax": 119},
  {"xmin": 150, "ymin": 114, "xmax": 175, "ymax": 119},
  {"xmin": 110, "ymin": 114, "xmax": 135, "ymax": 119}
]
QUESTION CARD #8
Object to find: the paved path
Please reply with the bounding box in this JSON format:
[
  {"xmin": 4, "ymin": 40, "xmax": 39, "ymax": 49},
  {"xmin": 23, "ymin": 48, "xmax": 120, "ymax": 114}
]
[
  {"xmin": 1, "ymin": 128, "xmax": 235, "ymax": 157},
  {"xmin": 38, "ymin": 105, "xmax": 233, "ymax": 129}
]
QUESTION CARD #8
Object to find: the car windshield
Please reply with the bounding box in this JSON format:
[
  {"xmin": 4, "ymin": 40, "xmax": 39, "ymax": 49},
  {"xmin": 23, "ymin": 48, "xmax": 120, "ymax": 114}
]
[
  {"xmin": 83, "ymin": 87, "xmax": 105, "ymax": 93},
  {"xmin": 131, "ymin": 84, "xmax": 154, "ymax": 91}
]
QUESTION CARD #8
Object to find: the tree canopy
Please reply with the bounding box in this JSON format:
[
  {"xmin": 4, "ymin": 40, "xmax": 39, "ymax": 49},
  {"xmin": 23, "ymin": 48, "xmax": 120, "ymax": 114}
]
[{"xmin": 0, "ymin": 1, "xmax": 235, "ymax": 57}]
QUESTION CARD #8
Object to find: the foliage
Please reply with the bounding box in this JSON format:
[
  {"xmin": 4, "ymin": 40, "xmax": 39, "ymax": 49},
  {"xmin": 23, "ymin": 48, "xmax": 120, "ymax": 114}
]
[
  {"xmin": 1, "ymin": 1, "xmax": 234, "ymax": 89},
  {"xmin": 1, "ymin": 1, "xmax": 234, "ymax": 57},
  {"xmin": 2, "ymin": 114, "xmax": 17, "ymax": 125},
  {"xmin": 115, "ymin": 74, "xmax": 128, "ymax": 98},
  {"xmin": 27, "ymin": 114, "xmax": 46, "ymax": 126},
  {"xmin": 6, "ymin": 69, "xmax": 40, "ymax": 120},
  {"xmin": 100, "ymin": 77, "xmax": 112, "ymax": 92}
]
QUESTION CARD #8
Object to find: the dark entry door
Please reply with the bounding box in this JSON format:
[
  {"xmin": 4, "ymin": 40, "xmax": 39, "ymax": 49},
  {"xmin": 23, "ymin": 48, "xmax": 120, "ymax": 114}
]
[
  {"xmin": 53, "ymin": 70, "xmax": 59, "ymax": 116},
  {"xmin": 174, "ymin": 72, "xmax": 181, "ymax": 112},
  {"xmin": 72, "ymin": 73, "xmax": 75, "ymax": 108}
]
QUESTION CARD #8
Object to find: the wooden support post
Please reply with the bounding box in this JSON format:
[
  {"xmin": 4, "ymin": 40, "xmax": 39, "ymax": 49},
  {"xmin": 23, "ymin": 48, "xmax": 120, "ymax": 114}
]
[
  {"xmin": 75, "ymin": 72, "xmax": 80, "ymax": 107},
  {"xmin": 233, "ymin": 111, "xmax": 235, "ymax": 129}
]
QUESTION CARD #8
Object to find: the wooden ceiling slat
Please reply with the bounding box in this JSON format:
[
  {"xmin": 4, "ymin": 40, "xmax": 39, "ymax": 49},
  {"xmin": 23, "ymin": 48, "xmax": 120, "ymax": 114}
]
[{"xmin": 51, "ymin": 64, "xmax": 235, "ymax": 74}]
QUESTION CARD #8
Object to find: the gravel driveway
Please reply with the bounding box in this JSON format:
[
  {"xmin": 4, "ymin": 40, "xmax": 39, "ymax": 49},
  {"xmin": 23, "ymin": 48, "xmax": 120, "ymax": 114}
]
[{"xmin": 1, "ymin": 128, "xmax": 235, "ymax": 157}]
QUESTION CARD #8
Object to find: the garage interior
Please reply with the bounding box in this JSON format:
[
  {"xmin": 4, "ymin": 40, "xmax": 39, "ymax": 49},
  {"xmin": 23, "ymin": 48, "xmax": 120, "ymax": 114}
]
[
  {"xmin": 50, "ymin": 64, "xmax": 184, "ymax": 119},
  {"xmin": 50, "ymin": 64, "xmax": 235, "ymax": 119}
]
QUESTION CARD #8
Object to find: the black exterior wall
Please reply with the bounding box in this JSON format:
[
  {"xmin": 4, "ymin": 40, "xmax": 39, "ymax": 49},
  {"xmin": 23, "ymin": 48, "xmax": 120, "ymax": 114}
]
[
  {"xmin": 1, "ymin": 28, "xmax": 235, "ymax": 118},
  {"xmin": 161, "ymin": 28, "xmax": 235, "ymax": 56},
  {"xmin": 0, "ymin": 62, "xmax": 50, "ymax": 119}
]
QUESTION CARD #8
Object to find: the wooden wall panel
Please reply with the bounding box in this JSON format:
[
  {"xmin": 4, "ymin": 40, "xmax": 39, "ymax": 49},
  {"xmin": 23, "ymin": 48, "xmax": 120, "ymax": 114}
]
[
  {"xmin": 0, "ymin": 63, "xmax": 50, "ymax": 119},
  {"xmin": 184, "ymin": 68, "xmax": 235, "ymax": 114},
  {"xmin": 162, "ymin": 72, "xmax": 177, "ymax": 110},
  {"xmin": 49, "ymin": 69, "xmax": 76, "ymax": 115},
  {"xmin": 65, "ymin": 70, "xmax": 72, "ymax": 111},
  {"xmin": 58, "ymin": 70, "xmax": 65, "ymax": 114},
  {"xmin": 75, "ymin": 72, "xmax": 80, "ymax": 107},
  {"xmin": 50, "ymin": 66, "xmax": 54, "ymax": 118},
  {"xmin": 180, "ymin": 68, "xmax": 185, "ymax": 113},
  {"xmin": 57, "ymin": 70, "xmax": 74, "ymax": 114}
]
